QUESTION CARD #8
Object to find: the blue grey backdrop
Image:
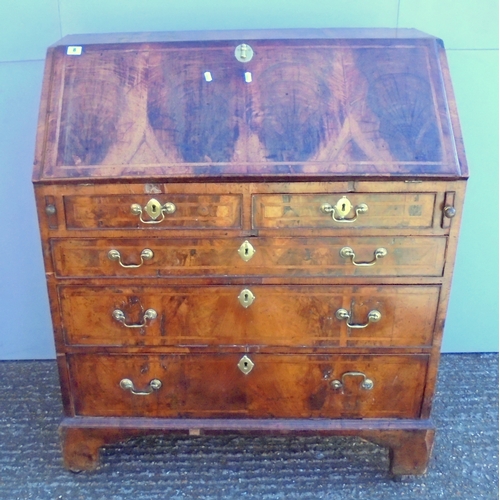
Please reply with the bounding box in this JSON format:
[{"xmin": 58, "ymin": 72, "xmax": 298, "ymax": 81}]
[{"xmin": 0, "ymin": 0, "xmax": 497, "ymax": 359}]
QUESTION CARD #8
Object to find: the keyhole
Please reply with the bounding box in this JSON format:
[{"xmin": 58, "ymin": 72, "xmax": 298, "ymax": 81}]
[
  {"xmin": 245, "ymin": 247, "xmax": 249, "ymax": 255},
  {"xmin": 342, "ymin": 203, "xmax": 346, "ymax": 212},
  {"xmin": 238, "ymin": 354, "xmax": 254, "ymax": 373},
  {"xmin": 238, "ymin": 289, "xmax": 254, "ymax": 308},
  {"xmin": 152, "ymin": 205, "xmax": 157, "ymax": 213}
]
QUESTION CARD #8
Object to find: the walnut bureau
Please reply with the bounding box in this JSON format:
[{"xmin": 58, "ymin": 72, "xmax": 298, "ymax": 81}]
[{"xmin": 33, "ymin": 29, "xmax": 467, "ymax": 476}]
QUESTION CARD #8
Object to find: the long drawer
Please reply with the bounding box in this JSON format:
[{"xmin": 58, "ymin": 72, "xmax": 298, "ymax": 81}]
[
  {"xmin": 67, "ymin": 353, "xmax": 428, "ymax": 419},
  {"xmin": 51, "ymin": 236, "xmax": 446, "ymax": 278},
  {"xmin": 60, "ymin": 285, "xmax": 439, "ymax": 347}
]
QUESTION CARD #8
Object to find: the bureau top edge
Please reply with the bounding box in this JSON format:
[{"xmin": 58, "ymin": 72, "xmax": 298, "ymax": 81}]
[
  {"xmin": 51, "ymin": 28, "xmax": 440, "ymax": 47},
  {"xmin": 32, "ymin": 172, "xmax": 468, "ymax": 185}
]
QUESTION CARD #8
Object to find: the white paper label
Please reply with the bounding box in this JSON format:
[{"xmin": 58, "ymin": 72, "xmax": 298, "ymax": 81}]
[{"xmin": 67, "ymin": 46, "xmax": 83, "ymax": 56}]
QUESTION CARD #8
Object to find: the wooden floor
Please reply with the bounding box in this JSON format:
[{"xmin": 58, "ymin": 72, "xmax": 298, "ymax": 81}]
[{"xmin": 0, "ymin": 353, "xmax": 497, "ymax": 499}]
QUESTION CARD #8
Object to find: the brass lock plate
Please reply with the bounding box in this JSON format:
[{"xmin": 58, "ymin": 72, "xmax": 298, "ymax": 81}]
[
  {"xmin": 334, "ymin": 196, "xmax": 353, "ymax": 218},
  {"xmin": 238, "ymin": 240, "xmax": 256, "ymax": 262},
  {"xmin": 145, "ymin": 198, "xmax": 163, "ymax": 220},
  {"xmin": 238, "ymin": 289, "xmax": 255, "ymax": 308},
  {"xmin": 238, "ymin": 355, "xmax": 254, "ymax": 375},
  {"xmin": 235, "ymin": 43, "xmax": 254, "ymax": 62}
]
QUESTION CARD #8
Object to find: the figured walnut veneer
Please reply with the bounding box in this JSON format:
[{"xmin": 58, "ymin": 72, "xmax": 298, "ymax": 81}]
[{"xmin": 33, "ymin": 28, "xmax": 467, "ymax": 476}]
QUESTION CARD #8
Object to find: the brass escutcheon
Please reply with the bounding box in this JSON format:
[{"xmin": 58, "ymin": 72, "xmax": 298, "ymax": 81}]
[
  {"xmin": 238, "ymin": 289, "xmax": 255, "ymax": 308},
  {"xmin": 130, "ymin": 198, "xmax": 176, "ymax": 224},
  {"xmin": 321, "ymin": 196, "xmax": 368, "ymax": 223},
  {"xmin": 238, "ymin": 355, "xmax": 254, "ymax": 375},
  {"xmin": 238, "ymin": 240, "xmax": 256, "ymax": 262},
  {"xmin": 235, "ymin": 43, "xmax": 254, "ymax": 62}
]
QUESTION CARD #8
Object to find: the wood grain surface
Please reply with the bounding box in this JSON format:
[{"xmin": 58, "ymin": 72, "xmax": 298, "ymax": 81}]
[
  {"xmin": 50, "ymin": 236, "xmax": 447, "ymax": 278},
  {"xmin": 67, "ymin": 353, "xmax": 428, "ymax": 419},
  {"xmin": 64, "ymin": 193, "xmax": 242, "ymax": 229},
  {"xmin": 59, "ymin": 284, "xmax": 439, "ymax": 348},
  {"xmin": 253, "ymin": 192, "xmax": 436, "ymax": 229},
  {"xmin": 34, "ymin": 34, "xmax": 465, "ymax": 181},
  {"xmin": 32, "ymin": 29, "xmax": 468, "ymax": 476}
]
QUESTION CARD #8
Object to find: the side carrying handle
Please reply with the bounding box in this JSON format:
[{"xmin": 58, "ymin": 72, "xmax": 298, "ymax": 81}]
[
  {"xmin": 119, "ymin": 378, "xmax": 162, "ymax": 396},
  {"xmin": 331, "ymin": 372, "xmax": 374, "ymax": 391}
]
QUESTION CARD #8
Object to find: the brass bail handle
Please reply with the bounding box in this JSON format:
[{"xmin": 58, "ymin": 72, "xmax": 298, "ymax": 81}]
[
  {"xmin": 112, "ymin": 308, "xmax": 157, "ymax": 328},
  {"xmin": 335, "ymin": 308, "xmax": 381, "ymax": 329},
  {"xmin": 130, "ymin": 198, "xmax": 176, "ymax": 224},
  {"xmin": 331, "ymin": 371, "xmax": 374, "ymax": 391},
  {"xmin": 321, "ymin": 196, "xmax": 368, "ymax": 223},
  {"xmin": 120, "ymin": 378, "xmax": 162, "ymax": 396},
  {"xmin": 108, "ymin": 248, "xmax": 154, "ymax": 268},
  {"xmin": 340, "ymin": 246, "xmax": 387, "ymax": 267}
]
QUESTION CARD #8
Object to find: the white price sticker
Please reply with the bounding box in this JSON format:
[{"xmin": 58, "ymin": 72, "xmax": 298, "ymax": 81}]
[{"xmin": 66, "ymin": 46, "xmax": 83, "ymax": 56}]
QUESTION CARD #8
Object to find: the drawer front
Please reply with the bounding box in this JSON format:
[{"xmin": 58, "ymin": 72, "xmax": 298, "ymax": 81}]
[
  {"xmin": 253, "ymin": 193, "xmax": 436, "ymax": 229},
  {"xmin": 60, "ymin": 285, "xmax": 439, "ymax": 347},
  {"xmin": 64, "ymin": 194, "xmax": 242, "ymax": 230},
  {"xmin": 51, "ymin": 236, "xmax": 446, "ymax": 278},
  {"xmin": 68, "ymin": 353, "xmax": 428, "ymax": 419}
]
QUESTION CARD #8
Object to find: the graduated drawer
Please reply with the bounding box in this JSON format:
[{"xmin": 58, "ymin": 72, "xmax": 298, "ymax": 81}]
[
  {"xmin": 68, "ymin": 353, "xmax": 428, "ymax": 419},
  {"xmin": 51, "ymin": 236, "xmax": 446, "ymax": 278},
  {"xmin": 59, "ymin": 285, "xmax": 439, "ymax": 347},
  {"xmin": 253, "ymin": 193, "xmax": 436, "ymax": 229},
  {"xmin": 63, "ymin": 194, "xmax": 242, "ymax": 230}
]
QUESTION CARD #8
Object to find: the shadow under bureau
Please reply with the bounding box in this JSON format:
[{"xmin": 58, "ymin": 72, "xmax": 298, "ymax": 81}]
[{"xmin": 33, "ymin": 28, "xmax": 467, "ymax": 477}]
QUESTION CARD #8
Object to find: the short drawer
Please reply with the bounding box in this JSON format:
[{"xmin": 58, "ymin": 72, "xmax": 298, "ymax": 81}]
[
  {"xmin": 63, "ymin": 194, "xmax": 242, "ymax": 230},
  {"xmin": 253, "ymin": 193, "xmax": 436, "ymax": 229},
  {"xmin": 68, "ymin": 353, "xmax": 428, "ymax": 419},
  {"xmin": 51, "ymin": 236, "xmax": 446, "ymax": 278},
  {"xmin": 59, "ymin": 285, "xmax": 439, "ymax": 348}
]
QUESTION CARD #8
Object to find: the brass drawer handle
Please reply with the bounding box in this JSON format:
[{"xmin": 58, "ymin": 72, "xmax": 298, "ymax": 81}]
[
  {"xmin": 335, "ymin": 308, "xmax": 381, "ymax": 328},
  {"xmin": 119, "ymin": 378, "xmax": 162, "ymax": 396},
  {"xmin": 321, "ymin": 196, "xmax": 368, "ymax": 223},
  {"xmin": 331, "ymin": 371, "xmax": 374, "ymax": 391},
  {"xmin": 130, "ymin": 198, "xmax": 176, "ymax": 224},
  {"xmin": 108, "ymin": 248, "xmax": 154, "ymax": 268},
  {"xmin": 340, "ymin": 246, "xmax": 387, "ymax": 266},
  {"xmin": 112, "ymin": 308, "xmax": 157, "ymax": 328}
]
